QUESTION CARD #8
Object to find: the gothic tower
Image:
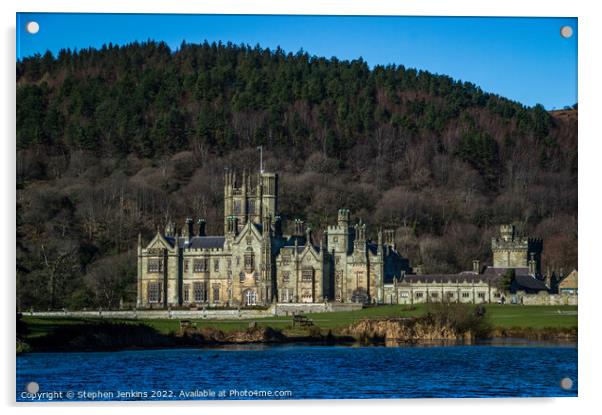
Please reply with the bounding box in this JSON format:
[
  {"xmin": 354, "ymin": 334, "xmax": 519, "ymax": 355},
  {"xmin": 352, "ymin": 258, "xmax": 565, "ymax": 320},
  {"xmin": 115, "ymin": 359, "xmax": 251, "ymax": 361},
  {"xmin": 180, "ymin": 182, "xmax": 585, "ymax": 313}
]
[{"xmin": 224, "ymin": 169, "xmax": 278, "ymax": 234}]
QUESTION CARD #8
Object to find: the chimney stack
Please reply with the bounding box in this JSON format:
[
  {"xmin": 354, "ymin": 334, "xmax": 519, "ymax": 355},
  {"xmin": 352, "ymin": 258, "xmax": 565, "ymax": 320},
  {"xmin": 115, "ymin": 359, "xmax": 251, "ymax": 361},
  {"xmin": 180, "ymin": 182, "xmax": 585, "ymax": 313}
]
[
  {"xmin": 183, "ymin": 217, "xmax": 194, "ymax": 242},
  {"xmin": 293, "ymin": 219, "xmax": 305, "ymax": 236},
  {"xmin": 274, "ymin": 215, "xmax": 283, "ymax": 237},
  {"xmin": 197, "ymin": 218, "xmax": 206, "ymax": 237},
  {"xmin": 472, "ymin": 259, "xmax": 480, "ymax": 274}
]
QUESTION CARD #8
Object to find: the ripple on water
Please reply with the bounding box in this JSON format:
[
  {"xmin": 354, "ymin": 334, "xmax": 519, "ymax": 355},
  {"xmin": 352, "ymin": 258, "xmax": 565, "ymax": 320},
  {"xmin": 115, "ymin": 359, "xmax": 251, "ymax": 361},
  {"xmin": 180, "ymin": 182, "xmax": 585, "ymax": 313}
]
[{"xmin": 16, "ymin": 344, "xmax": 577, "ymax": 401}]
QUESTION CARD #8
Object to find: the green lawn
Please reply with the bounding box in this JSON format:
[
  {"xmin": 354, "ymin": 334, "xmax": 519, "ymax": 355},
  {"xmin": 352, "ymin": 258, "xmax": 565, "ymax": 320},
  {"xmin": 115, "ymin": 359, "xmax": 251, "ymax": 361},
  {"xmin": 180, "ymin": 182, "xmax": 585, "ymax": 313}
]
[{"xmin": 20, "ymin": 304, "xmax": 577, "ymax": 340}]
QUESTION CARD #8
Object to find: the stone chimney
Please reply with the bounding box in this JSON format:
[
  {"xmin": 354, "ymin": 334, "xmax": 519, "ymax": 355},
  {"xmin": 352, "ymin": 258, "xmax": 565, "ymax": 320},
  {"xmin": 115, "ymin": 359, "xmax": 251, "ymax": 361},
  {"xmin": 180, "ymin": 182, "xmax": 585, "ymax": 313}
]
[
  {"xmin": 472, "ymin": 259, "xmax": 480, "ymax": 274},
  {"xmin": 186, "ymin": 217, "xmax": 194, "ymax": 239},
  {"xmin": 197, "ymin": 218, "xmax": 206, "ymax": 237},
  {"xmin": 182, "ymin": 217, "xmax": 193, "ymax": 242},
  {"xmin": 274, "ymin": 215, "xmax": 283, "ymax": 237},
  {"xmin": 384, "ymin": 229, "xmax": 396, "ymax": 250},
  {"xmin": 293, "ymin": 219, "xmax": 305, "ymax": 236}
]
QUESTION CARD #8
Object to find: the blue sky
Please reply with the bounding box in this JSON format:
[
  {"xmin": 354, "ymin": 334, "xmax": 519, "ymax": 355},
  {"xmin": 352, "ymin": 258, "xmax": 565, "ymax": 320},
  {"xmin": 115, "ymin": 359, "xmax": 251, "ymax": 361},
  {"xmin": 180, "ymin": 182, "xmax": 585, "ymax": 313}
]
[{"xmin": 16, "ymin": 13, "xmax": 577, "ymax": 109}]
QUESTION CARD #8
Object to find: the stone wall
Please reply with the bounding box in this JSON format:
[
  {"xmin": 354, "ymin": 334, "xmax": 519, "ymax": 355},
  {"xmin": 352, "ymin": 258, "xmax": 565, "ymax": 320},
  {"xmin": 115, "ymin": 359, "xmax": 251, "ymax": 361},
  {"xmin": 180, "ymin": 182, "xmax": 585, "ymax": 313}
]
[
  {"xmin": 272, "ymin": 302, "xmax": 362, "ymax": 316},
  {"xmin": 513, "ymin": 291, "xmax": 578, "ymax": 306},
  {"xmin": 24, "ymin": 302, "xmax": 364, "ymax": 320}
]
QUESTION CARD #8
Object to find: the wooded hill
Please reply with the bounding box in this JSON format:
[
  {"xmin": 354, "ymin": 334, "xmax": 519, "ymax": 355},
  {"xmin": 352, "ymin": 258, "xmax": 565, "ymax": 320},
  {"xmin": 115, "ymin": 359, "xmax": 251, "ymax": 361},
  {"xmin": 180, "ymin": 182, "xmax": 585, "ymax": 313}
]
[{"xmin": 16, "ymin": 41, "xmax": 577, "ymax": 309}]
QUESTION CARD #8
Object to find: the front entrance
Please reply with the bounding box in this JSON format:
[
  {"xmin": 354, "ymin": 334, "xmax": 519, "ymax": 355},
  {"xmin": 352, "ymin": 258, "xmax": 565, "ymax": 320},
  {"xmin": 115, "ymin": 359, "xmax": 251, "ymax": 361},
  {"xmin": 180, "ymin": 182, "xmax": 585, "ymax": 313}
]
[
  {"xmin": 244, "ymin": 289, "xmax": 257, "ymax": 306},
  {"xmin": 351, "ymin": 288, "xmax": 369, "ymax": 304}
]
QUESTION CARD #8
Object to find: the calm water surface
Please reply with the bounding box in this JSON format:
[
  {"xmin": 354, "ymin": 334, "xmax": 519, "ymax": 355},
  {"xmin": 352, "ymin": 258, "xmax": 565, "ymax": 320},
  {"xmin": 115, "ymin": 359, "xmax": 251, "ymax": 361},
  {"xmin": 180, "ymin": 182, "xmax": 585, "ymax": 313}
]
[{"xmin": 17, "ymin": 343, "xmax": 577, "ymax": 401}]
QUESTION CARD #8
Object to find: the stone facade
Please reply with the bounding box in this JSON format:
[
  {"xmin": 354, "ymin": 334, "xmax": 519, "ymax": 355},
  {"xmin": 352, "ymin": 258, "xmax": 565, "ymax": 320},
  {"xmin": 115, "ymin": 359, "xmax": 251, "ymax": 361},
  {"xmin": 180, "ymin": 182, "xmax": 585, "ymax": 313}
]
[
  {"xmin": 383, "ymin": 273, "xmax": 503, "ymax": 305},
  {"xmin": 558, "ymin": 270, "xmax": 578, "ymax": 295},
  {"xmin": 491, "ymin": 224, "xmax": 542, "ymax": 274},
  {"xmin": 137, "ymin": 170, "xmax": 573, "ymax": 308},
  {"xmin": 137, "ymin": 170, "xmax": 408, "ymax": 308},
  {"xmin": 382, "ymin": 224, "xmax": 556, "ymax": 305}
]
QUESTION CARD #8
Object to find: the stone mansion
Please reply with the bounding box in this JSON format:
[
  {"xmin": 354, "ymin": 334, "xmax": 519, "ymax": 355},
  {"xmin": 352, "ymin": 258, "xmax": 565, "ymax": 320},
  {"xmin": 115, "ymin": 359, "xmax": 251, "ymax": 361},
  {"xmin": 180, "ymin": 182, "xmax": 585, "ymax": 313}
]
[
  {"xmin": 137, "ymin": 169, "xmax": 409, "ymax": 308},
  {"xmin": 136, "ymin": 169, "xmax": 554, "ymax": 308}
]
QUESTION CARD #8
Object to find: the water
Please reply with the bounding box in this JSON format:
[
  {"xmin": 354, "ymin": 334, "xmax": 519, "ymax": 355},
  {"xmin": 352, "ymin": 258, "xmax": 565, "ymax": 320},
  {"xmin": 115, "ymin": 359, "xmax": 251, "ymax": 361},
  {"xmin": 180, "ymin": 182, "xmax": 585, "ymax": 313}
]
[{"xmin": 16, "ymin": 343, "xmax": 577, "ymax": 401}]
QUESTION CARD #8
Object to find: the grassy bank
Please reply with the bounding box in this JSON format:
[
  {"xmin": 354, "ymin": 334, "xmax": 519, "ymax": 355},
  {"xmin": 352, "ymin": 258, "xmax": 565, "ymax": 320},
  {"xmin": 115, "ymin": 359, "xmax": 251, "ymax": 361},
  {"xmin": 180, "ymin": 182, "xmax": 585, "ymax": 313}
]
[{"xmin": 21, "ymin": 304, "xmax": 577, "ymax": 344}]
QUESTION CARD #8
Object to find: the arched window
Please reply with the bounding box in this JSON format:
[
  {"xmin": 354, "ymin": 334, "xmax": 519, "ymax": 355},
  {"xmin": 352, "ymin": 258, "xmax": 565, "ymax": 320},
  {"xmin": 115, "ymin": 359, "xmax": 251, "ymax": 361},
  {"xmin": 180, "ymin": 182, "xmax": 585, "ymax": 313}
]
[{"xmin": 244, "ymin": 248, "xmax": 254, "ymax": 272}]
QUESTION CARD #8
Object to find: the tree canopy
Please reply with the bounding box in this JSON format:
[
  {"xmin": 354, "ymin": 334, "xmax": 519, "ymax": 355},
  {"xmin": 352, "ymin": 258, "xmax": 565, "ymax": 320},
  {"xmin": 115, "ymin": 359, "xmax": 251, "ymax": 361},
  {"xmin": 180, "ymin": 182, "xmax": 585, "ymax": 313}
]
[{"xmin": 16, "ymin": 41, "xmax": 577, "ymax": 310}]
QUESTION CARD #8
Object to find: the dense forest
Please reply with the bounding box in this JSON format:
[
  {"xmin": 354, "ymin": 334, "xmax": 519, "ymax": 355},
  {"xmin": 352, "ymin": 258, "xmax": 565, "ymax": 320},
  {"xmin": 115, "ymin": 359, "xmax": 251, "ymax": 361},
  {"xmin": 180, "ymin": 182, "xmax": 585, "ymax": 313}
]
[{"xmin": 16, "ymin": 41, "xmax": 577, "ymax": 310}]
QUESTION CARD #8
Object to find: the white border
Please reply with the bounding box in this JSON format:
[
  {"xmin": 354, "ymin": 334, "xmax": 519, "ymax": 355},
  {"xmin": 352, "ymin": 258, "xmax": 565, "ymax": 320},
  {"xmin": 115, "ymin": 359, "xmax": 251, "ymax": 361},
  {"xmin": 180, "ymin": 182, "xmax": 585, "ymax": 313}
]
[{"xmin": 3, "ymin": 1, "xmax": 600, "ymax": 414}]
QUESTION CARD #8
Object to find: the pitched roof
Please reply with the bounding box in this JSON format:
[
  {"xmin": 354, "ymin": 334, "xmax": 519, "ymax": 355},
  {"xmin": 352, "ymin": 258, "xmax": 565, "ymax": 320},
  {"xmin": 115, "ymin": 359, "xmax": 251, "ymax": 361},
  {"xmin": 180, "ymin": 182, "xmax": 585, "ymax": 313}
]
[
  {"xmin": 514, "ymin": 274, "xmax": 548, "ymax": 291},
  {"xmin": 164, "ymin": 236, "xmax": 226, "ymax": 250},
  {"xmin": 482, "ymin": 267, "xmax": 530, "ymax": 278}
]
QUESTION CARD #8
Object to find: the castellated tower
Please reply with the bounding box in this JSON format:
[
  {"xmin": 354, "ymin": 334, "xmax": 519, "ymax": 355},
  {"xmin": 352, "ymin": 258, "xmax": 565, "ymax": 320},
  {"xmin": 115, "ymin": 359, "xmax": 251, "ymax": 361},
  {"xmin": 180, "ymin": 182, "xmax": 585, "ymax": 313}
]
[
  {"xmin": 327, "ymin": 208, "xmax": 351, "ymax": 254},
  {"xmin": 223, "ymin": 169, "xmax": 278, "ymax": 234},
  {"xmin": 491, "ymin": 224, "xmax": 543, "ymax": 275}
]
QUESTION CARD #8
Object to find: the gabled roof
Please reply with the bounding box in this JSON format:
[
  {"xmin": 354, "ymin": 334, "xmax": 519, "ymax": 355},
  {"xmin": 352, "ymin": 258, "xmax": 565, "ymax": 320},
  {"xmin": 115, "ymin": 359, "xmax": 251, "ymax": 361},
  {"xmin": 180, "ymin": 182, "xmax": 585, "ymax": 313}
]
[
  {"xmin": 559, "ymin": 270, "xmax": 578, "ymax": 289},
  {"xmin": 233, "ymin": 220, "xmax": 263, "ymax": 244},
  {"xmin": 147, "ymin": 232, "xmax": 175, "ymax": 250}
]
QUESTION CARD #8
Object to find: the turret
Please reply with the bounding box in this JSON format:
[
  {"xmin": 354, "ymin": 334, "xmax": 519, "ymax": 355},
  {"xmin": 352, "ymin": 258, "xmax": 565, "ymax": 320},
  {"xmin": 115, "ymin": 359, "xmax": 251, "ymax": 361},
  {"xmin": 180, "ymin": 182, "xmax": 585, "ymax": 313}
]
[
  {"xmin": 328, "ymin": 208, "xmax": 351, "ymax": 254},
  {"xmin": 337, "ymin": 208, "xmax": 350, "ymax": 228},
  {"xmin": 353, "ymin": 219, "xmax": 366, "ymax": 252},
  {"xmin": 383, "ymin": 229, "xmax": 396, "ymax": 250},
  {"xmin": 165, "ymin": 222, "xmax": 176, "ymax": 237},
  {"xmin": 500, "ymin": 224, "xmax": 515, "ymax": 242}
]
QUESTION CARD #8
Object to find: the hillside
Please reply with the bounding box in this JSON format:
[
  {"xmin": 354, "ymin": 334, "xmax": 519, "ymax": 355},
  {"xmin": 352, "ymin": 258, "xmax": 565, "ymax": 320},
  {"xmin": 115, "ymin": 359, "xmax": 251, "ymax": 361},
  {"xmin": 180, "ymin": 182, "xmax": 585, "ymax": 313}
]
[{"xmin": 16, "ymin": 41, "xmax": 577, "ymax": 310}]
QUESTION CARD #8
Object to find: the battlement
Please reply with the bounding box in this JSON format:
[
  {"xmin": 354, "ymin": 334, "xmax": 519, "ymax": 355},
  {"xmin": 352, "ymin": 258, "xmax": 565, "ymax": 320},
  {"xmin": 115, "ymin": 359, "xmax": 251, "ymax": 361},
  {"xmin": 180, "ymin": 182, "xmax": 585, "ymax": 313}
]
[{"xmin": 491, "ymin": 224, "xmax": 542, "ymax": 270}]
